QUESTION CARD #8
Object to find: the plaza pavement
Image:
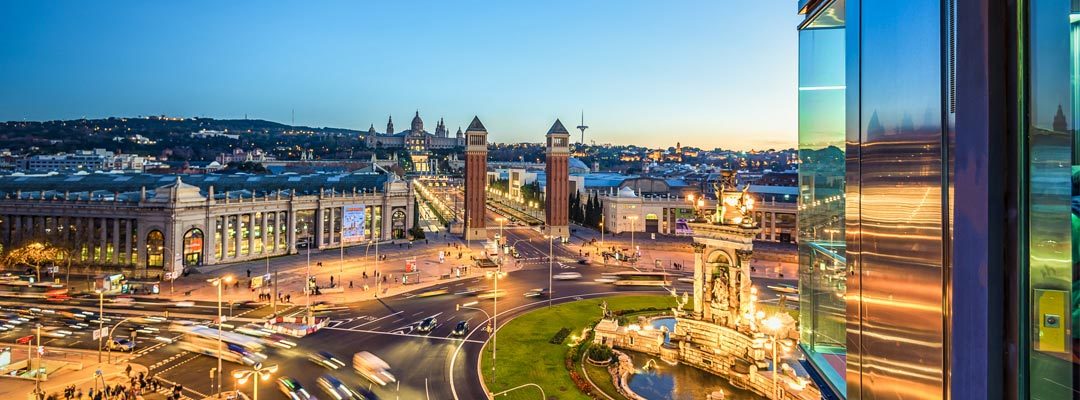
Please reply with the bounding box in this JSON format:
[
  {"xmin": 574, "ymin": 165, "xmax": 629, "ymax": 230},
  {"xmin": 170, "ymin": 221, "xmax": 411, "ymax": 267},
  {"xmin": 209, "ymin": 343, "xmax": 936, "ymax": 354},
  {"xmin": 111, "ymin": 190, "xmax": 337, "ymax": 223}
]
[{"xmin": 138, "ymin": 230, "xmax": 509, "ymax": 306}]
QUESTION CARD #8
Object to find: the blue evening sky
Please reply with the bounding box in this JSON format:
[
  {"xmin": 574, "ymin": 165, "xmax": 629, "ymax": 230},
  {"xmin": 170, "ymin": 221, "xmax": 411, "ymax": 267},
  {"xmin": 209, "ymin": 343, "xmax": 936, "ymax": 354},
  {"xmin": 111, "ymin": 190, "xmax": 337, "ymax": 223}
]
[{"xmin": 0, "ymin": 1, "xmax": 801, "ymax": 150}]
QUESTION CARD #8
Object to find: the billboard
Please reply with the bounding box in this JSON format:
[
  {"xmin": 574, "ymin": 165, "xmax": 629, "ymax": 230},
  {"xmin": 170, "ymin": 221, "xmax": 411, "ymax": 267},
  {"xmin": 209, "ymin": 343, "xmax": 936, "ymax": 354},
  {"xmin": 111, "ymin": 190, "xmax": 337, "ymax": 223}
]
[{"xmin": 342, "ymin": 205, "xmax": 367, "ymax": 243}]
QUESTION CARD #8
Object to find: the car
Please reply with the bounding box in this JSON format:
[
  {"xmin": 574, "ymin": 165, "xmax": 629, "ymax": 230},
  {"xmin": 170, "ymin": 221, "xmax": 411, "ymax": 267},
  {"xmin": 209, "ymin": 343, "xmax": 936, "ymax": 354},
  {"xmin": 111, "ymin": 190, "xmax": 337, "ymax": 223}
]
[
  {"xmin": 418, "ymin": 317, "xmax": 437, "ymax": 333},
  {"xmin": 553, "ymin": 272, "xmax": 583, "ymax": 280},
  {"xmin": 277, "ymin": 377, "xmax": 315, "ymax": 400},
  {"xmin": 353, "ymin": 351, "xmax": 396, "ymax": 386},
  {"xmin": 577, "ymin": 259, "xmax": 591, "ymax": 265},
  {"xmin": 109, "ymin": 338, "xmax": 135, "ymax": 352},
  {"xmin": 316, "ymin": 374, "xmax": 367, "ymax": 400},
  {"xmin": 451, "ymin": 321, "xmax": 469, "ymax": 337},
  {"xmin": 309, "ymin": 351, "xmax": 346, "ymax": 370},
  {"xmin": 523, "ymin": 288, "xmax": 548, "ymax": 298},
  {"xmin": 174, "ymin": 301, "xmax": 195, "ymax": 307}
]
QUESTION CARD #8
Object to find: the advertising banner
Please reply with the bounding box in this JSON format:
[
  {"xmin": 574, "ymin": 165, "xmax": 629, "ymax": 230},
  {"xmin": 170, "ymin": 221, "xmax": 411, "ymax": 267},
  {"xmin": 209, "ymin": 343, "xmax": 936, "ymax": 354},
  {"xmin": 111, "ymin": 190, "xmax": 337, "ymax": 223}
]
[{"xmin": 342, "ymin": 205, "xmax": 367, "ymax": 243}]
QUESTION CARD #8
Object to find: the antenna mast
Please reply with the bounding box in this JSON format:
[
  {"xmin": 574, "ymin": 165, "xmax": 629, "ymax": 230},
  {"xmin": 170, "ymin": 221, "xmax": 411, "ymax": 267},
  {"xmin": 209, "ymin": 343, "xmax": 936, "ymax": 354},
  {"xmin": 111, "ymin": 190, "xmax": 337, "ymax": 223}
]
[{"xmin": 575, "ymin": 110, "xmax": 589, "ymax": 144}]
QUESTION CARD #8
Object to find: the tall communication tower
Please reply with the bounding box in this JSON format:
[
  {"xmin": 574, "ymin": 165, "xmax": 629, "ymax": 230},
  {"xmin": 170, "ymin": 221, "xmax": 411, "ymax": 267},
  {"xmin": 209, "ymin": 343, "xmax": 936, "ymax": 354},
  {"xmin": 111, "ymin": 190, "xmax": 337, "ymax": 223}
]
[{"xmin": 575, "ymin": 111, "xmax": 589, "ymax": 144}]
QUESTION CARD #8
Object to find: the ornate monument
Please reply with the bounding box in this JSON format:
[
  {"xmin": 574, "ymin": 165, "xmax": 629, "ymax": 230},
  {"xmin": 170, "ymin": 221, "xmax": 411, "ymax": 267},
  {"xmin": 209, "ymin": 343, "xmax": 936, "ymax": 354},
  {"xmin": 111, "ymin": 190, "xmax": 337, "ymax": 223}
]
[{"xmin": 593, "ymin": 181, "xmax": 819, "ymax": 400}]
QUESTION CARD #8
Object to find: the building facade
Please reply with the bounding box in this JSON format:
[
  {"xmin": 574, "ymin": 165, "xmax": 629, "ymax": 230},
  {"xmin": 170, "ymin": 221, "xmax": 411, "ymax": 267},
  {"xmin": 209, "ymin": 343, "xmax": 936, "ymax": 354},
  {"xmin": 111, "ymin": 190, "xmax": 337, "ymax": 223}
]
[
  {"xmin": 599, "ymin": 187, "xmax": 796, "ymax": 243},
  {"xmin": 21, "ymin": 149, "xmax": 147, "ymax": 172},
  {"xmin": 0, "ymin": 172, "xmax": 413, "ymax": 278},
  {"xmin": 796, "ymin": 0, "xmax": 1080, "ymax": 399},
  {"xmin": 363, "ymin": 112, "xmax": 465, "ymax": 150}
]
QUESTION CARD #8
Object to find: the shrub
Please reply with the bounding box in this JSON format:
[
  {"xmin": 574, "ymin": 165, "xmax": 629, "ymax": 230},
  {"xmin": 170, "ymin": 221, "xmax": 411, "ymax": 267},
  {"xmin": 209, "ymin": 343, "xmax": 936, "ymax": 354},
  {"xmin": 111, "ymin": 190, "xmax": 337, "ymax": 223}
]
[
  {"xmin": 589, "ymin": 345, "xmax": 614, "ymax": 363},
  {"xmin": 550, "ymin": 327, "xmax": 571, "ymax": 344}
]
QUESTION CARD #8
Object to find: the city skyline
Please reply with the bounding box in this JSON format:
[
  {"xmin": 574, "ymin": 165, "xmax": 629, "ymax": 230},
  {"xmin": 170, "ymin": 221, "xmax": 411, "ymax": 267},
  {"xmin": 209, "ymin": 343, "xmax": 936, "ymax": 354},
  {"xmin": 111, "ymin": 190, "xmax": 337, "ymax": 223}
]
[{"xmin": 0, "ymin": 1, "xmax": 801, "ymax": 150}]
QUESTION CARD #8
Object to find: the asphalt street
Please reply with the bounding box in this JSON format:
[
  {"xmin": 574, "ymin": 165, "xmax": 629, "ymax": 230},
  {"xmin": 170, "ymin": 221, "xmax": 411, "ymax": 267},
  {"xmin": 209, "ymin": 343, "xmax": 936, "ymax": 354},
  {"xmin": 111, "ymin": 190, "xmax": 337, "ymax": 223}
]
[{"xmin": 0, "ymin": 186, "xmax": 796, "ymax": 400}]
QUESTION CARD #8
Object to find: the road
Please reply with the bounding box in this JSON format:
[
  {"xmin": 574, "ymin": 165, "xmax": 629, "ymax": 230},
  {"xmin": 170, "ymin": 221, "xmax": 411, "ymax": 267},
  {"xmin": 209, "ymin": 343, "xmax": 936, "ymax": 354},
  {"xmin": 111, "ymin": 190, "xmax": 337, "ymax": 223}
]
[{"xmin": 0, "ymin": 186, "xmax": 796, "ymax": 400}]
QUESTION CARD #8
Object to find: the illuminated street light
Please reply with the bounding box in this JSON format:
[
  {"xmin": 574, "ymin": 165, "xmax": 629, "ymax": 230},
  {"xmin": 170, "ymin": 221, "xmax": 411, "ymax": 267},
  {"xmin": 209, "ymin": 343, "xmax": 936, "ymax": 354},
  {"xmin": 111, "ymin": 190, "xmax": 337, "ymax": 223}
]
[
  {"xmin": 208, "ymin": 275, "xmax": 234, "ymax": 397},
  {"xmin": 233, "ymin": 363, "xmax": 278, "ymax": 400}
]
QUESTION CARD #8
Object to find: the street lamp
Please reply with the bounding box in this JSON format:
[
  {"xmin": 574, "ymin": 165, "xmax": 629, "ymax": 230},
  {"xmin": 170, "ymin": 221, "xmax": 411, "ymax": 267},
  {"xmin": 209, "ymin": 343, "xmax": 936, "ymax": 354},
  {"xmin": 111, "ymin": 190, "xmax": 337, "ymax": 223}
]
[
  {"xmin": 158, "ymin": 246, "xmax": 176, "ymax": 293},
  {"xmin": 762, "ymin": 315, "xmax": 783, "ymax": 398},
  {"xmin": 95, "ymin": 289, "xmax": 103, "ymax": 363},
  {"xmin": 544, "ymin": 233, "xmax": 560, "ymax": 307},
  {"xmin": 233, "ymin": 363, "xmax": 278, "ymax": 400},
  {"xmin": 627, "ymin": 215, "xmax": 639, "ymax": 265},
  {"xmin": 494, "ymin": 217, "xmax": 507, "ymax": 250},
  {"xmin": 480, "ymin": 268, "xmax": 506, "ymax": 383},
  {"xmin": 209, "ymin": 275, "xmax": 234, "ymax": 397}
]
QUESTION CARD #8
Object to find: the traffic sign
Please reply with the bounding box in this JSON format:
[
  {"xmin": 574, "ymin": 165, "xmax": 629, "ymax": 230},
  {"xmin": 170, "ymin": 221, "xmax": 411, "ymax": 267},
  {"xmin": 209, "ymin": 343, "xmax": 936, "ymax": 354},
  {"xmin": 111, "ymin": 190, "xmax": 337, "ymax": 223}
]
[{"xmin": 15, "ymin": 335, "xmax": 32, "ymax": 345}]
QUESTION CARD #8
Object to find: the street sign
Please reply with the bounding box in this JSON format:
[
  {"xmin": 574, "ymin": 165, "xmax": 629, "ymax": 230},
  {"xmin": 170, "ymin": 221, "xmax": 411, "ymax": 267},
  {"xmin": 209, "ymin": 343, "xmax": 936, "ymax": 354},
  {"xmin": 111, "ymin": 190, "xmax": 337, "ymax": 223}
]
[
  {"xmin": 92, "ymin": 327, "xmax": 108, "ymax": 341},
  {"xmin": 15, "ymin": 335, "xmax": 32, "ymax": 345}
]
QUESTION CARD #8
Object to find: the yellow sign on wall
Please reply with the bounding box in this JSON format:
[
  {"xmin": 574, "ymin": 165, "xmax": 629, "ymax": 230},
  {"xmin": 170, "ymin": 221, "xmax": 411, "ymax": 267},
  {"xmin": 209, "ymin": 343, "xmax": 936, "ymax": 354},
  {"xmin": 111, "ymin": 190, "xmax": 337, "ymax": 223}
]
[{"xmin": 1034, "ymin": 289, "xmax": 1068, "ymax": 354}]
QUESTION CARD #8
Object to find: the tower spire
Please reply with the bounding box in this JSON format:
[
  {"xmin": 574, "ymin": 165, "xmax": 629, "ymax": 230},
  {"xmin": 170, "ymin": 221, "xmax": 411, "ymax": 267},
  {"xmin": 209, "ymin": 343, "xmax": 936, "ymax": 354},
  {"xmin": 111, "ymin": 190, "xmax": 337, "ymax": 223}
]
[{"xmin": 575, "ymin": 110, "xmax": 589, "ymax": 144}]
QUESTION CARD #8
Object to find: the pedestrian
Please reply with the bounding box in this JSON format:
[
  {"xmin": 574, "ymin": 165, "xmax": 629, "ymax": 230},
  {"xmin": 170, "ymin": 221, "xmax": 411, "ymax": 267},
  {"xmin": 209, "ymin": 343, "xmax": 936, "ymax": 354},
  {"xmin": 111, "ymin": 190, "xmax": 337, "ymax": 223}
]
[
  {"xmin": 349, "ymin": 280, "xmax": 353, "ymax": 288},
  {"xmin": 246, "ymin": 269, "xmax": 251, "ymax": 278},
  {"xmin": 330, "ymin": 276, "xmax": 334, "ymax": 286}
]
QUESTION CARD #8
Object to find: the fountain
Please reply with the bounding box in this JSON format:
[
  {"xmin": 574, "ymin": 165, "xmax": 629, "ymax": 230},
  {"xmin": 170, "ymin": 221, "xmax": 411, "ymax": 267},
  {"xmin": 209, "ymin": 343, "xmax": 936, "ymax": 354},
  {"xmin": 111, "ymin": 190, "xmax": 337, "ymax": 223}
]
[{"xmin": 593, "ymin": 179, "xmax": 821, "ymax": 400}]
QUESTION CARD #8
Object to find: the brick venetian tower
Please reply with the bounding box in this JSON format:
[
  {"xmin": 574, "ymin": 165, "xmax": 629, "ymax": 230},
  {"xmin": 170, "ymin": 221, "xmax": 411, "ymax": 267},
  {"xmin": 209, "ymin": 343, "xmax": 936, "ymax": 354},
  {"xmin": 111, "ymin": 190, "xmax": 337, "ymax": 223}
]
[
  {"xmin": 545, "ymin": 119, "xmax": 571, "ymax": 238},
  {"xmin": 464, "ymin": 116, "xmax": 489, "ymax": 241}
]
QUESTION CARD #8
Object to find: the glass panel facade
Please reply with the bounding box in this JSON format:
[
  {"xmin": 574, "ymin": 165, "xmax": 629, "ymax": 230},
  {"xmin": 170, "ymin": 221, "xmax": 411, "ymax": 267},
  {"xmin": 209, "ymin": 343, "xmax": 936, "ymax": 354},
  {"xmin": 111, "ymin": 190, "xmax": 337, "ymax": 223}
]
[
  {"xmin": 1027, "ymin": 0, "xmax": 1080, "ymax": 396},
  {"xmin": 797, "ymin": 0, "xmax": 847, "ymax": 394}
]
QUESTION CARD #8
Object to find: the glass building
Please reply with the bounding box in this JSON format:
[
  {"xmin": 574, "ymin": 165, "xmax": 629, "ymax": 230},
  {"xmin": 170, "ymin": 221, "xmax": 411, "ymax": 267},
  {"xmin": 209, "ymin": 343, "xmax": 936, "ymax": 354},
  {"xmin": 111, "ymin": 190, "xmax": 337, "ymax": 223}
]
[{"xmin": 798, "ymin": 0, "xmax": 1080, "ymax": 398}]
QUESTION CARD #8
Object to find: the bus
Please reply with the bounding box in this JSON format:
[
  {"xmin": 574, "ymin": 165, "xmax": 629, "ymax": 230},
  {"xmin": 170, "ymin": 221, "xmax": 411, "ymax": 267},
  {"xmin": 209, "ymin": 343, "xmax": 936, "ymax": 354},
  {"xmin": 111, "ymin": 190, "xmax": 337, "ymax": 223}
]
[
  {"xmin": 177, "ymin": 326, "xmax": 267, "ymax": 366},
  {"xmin": 0, "ymin": 281, "xmax": 68, "ymax": 299},
  {"xmin": 605, "ymin": 271, "xmax": 674, "ymax": 287}
]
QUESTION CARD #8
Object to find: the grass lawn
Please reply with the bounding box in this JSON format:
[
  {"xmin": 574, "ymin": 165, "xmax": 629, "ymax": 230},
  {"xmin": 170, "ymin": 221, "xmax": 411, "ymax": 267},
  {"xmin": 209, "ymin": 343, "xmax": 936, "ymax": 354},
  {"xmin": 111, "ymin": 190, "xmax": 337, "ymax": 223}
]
[
  {"xmin": 481, "ymin": 295, "xmax": 675, "ymax": 400},
  {"xmin": 583, "ymin": 361, "xmax": 624, "ymax": 400}
]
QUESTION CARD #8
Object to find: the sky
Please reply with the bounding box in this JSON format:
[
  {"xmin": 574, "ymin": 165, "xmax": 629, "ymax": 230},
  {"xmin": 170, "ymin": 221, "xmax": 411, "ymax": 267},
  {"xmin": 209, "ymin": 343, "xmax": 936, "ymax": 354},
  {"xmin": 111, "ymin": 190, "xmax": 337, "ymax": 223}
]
[{"xmin": 0, "ymin": 1, "xmax": 802, "ymax": 150}]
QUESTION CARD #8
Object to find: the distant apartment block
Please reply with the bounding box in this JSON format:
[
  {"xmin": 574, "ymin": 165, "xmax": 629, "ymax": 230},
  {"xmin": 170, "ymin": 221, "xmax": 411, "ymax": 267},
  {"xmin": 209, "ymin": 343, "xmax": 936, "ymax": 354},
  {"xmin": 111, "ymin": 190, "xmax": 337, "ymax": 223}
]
[{"xmin": 20, "ymin": 148, "xmax": 147, "ymax": 172}]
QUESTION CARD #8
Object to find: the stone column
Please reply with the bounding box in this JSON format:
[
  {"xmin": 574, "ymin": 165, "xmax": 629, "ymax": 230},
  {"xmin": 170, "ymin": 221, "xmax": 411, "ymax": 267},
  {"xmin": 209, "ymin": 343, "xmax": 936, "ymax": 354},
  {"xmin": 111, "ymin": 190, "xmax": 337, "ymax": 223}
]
[
  {"xmin": 287, "ymin": 208, "xmax": 297, "ymax": 255},
  {"xmin": 135, "ymin": 224, "xmax": 146, "ymax": 270},
  {"xmin": 111, "ymin": 218, "xmax": 120, "ymax": 264},
  {"xmin": 234, "ymin": 214, "xmax": 242, "ymax": 259},
  {"xmin": 247, "ymin": 213, "xmax": 255, "ymax": 256},
  {"xmin": 328, "ymin": 207, "xmax": 337, "ymax": 247},
  {"xmin": 736, "ymin": 249, "xmax": 754, "ymax": 318},
  {"xmin": 692, "ymin": 242, "xmax": 707, "ymax": 319},
  {"xmin": 260, "ymin": 212, "xmax": 268, "ymax": 254},
  {"xmin": 98, "ymin": 217, "xmax": 107, "ymax": 264}
]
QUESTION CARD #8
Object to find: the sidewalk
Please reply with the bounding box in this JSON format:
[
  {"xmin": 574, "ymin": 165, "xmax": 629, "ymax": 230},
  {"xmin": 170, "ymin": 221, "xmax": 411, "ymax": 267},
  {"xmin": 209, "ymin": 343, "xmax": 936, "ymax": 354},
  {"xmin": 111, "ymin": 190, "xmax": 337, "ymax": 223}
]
[
  {"xmin": 0, "ymin": 346, "xmax": 150, "ymax": 400},
  {"xmin": 142, "ymin": 230, "xmax": 500, "ymax": 306}
]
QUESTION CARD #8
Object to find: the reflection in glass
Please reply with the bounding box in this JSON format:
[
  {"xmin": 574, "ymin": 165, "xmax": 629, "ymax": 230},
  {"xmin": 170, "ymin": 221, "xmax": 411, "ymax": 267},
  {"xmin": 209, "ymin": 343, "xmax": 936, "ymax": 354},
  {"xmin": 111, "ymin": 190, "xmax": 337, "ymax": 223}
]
[
  {"xmin": 1027, "ymin": 0, "xmax": 1078, "ymax": 397},
  {"xmin": 797, "ymin": 0, "xmax": 846, "ymax": 394}
]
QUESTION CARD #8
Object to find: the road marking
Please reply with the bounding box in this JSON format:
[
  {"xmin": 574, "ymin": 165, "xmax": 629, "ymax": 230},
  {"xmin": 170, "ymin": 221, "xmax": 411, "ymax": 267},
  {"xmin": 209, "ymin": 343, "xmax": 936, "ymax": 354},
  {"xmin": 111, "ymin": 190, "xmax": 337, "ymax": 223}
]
[
  {"xmin": 345, "ymin": 311, "xmax": 403, "ymax": 329},
  {"xmin": 411, "ymin": 311, "xmax": 426, "ymax": 317},
  {"xmin": 322, "ymin": 326, "xmax": 484, "ymax": 344}
]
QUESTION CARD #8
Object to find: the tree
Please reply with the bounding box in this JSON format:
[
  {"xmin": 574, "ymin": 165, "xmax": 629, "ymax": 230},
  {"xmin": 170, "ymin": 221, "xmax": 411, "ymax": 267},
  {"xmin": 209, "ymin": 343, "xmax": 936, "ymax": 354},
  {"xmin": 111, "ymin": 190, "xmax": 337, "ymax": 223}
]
[{"xmin": 4, "ymin": 242, "xmax": 67, "ymax": 283}]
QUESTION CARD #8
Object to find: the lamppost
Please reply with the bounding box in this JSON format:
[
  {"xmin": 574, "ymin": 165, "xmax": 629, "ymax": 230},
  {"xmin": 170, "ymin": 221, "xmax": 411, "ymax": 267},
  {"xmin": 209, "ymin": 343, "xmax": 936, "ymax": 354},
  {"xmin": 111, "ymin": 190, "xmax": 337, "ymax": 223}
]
[
  {"xmin": 494, "ymin": 217, "xmax": 506, "ymax": 253},
  {"xmin": 233, "ymin": 363, "xmax": 278, "ymax": 400},
  {"xmin": 545, "ymin": 233, "xmax": 560, "ymax": 307},
  {"xmin": 627, "ymin": 215, "xmax": 638, "ymax": 265},
  {"xmin": 95, "ymin": 289, "xmax": 103, "ymax": 363},
  {"xmin": 762, "ymin": 315, "xmax": 783, "ymax": 399},
  {"xmin": 479, "ymin": 269, "xmax": 506, "ymax": 383},
  {"xmin": 208, "ymin": 275, "xmax": 234, "ymax": 397},
  {"xmin": 158, "ymin": 246, "xmax": 176, "ymax": 293}
]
